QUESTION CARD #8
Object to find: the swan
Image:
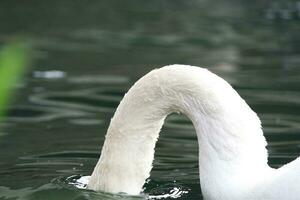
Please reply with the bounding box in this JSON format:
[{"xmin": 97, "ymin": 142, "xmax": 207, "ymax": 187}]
[{"xmin": 87, "ymin": 65, "xmax": 300, "ymax": 200}]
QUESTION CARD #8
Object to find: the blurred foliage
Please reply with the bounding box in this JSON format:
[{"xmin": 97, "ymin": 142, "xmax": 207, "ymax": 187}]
[{"xmin": 0, "ymin": 41, "xmax": 31, "ymax": 120}]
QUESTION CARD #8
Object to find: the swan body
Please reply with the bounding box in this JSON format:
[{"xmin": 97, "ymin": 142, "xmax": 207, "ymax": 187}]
[{"xmin": 87, "ymin": 65, "xmax": 300, "ymax": 200}]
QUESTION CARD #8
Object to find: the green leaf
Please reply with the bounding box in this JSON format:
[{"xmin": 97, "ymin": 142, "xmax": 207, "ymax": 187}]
[{"xmin": 0, "ymin": 41, "xmax": 31, "ymax": 120}]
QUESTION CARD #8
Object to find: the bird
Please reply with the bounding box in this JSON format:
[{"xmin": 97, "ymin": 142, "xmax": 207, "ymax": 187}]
[{"xmin": 86, "ymin": 64, "xmax": 300, "ymax": 200}]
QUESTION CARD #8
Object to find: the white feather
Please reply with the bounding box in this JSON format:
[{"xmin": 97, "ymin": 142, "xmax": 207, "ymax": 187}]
[{"xmin": 87, "ymin": 65, "xmax": 300, "ymax": 200}]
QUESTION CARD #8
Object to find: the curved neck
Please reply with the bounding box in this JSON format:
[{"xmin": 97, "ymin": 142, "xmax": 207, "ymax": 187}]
[{"xmin": 87, "ymin": 65, "xmax": 270, "ymax": 198}]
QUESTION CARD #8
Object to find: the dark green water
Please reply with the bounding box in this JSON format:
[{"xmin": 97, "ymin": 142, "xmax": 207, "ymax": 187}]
[{"xmin": 0, "ymin": 0, "xmax": 300, "ymax": 199}]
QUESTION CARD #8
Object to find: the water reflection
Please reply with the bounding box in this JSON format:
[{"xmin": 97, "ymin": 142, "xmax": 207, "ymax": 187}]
[
  {"xmin": 1, "ymin": 69, "xmax": 299, "ymax": 199},
  {"xmin": 33, "ymin": 70, "xmax": 66, "ymax": 79}
]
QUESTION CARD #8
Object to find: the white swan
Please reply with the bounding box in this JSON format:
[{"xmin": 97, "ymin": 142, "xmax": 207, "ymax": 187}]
[{"xmin": 87, "ymin": 65, "xmax": 300, "ymax": 200}]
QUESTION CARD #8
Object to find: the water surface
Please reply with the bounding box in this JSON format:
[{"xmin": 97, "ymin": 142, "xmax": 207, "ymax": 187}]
[{"xmin": 0, "ymin": 0, "xmax": 300, "ymax": 199}]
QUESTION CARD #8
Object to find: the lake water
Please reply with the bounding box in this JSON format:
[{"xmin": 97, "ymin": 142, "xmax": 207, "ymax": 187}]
[{"xmin": 0, "ymin": 0, "xmax": 300, "ymax": 199}]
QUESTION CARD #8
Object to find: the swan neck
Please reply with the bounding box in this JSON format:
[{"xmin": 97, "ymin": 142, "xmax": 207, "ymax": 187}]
[{"xmin": 87, "ymin": 65, "xmax": 269, "ymax": 196}]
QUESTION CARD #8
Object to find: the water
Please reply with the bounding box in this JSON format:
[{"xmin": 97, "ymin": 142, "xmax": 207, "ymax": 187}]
[{"xmin": 0, "ymin": 0, "xmax": 300, "ymax": 199}]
